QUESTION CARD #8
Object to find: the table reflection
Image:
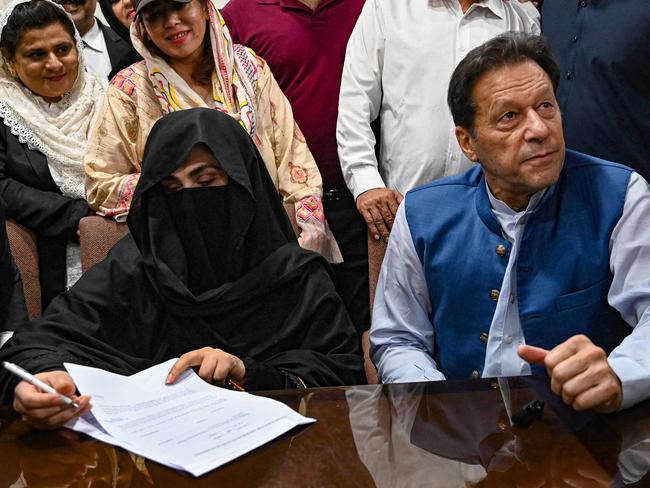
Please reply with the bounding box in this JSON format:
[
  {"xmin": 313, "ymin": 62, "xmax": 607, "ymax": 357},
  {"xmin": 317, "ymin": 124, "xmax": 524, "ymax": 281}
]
[
  {"xmin": 0, "ymin": 419, "xmax": 153, "ymax": 488},
  {"xmin": 611, "ymin": 408, "xmax": 650, "ymax": 486},
  {"xmin": 0, "ymin": 378, "xmax": 649, "ymax": 487},
  {"xmin": 347, "ymin": 383, "xmax": 486, "ymax": 487},
  {"xmin": 347, "ymin": 378, "xmax": 650, "ymax": 487}
]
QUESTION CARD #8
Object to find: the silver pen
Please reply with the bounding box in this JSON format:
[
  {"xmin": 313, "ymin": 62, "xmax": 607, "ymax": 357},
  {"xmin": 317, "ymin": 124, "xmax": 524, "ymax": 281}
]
[{"xmin": 2, "ymin": 361, "xmax": 80, "ymax": 409}]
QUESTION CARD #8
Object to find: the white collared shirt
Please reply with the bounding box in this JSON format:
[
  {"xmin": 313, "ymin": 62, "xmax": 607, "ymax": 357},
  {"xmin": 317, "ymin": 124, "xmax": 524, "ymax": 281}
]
[
  {"xmin": 336, "ymin": 0, "xmax": 540, "ymax": 199},
  {"xmin": 82, "ymin": 19, "xmax": 112, "ymax": 80},
  {"xmin": 371, "ymin": 172, "xmax": 650, "ymax": 410}
]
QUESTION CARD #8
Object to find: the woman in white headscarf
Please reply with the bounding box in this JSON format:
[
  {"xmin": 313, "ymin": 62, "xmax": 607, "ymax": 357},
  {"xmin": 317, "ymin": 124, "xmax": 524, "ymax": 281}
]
[
  {"xmin": 83, "ymin": 0, "xmax": 340, "ymax": 262},
  {"xmin": 0, "ymin": 0, "xmax": 105, "ymax": 309}
]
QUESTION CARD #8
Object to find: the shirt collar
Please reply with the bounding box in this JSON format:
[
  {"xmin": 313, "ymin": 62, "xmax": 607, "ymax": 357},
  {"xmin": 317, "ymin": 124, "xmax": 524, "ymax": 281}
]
[
  {"xmin": 81, "ymin": 18, "xmax": 103, "ymax": 52},
  {"xmin": 480, "ymin": 0, "xmax": 505, "ymax": 19},
  {"xmin": 485, "ymin": 179, "xmax": 546, "ymax": 218},
  {"xmin": 450, "ymin": 0, "xmax": 504, "ymax": 19}
]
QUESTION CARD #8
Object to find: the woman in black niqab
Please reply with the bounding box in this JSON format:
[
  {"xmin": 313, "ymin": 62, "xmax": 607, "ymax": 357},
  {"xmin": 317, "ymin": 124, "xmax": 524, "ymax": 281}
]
[
  {"xmin": 0, "ymin": 109, "xmax": 364, "ymax": 427},
  {"xmin": 130, "ymin": 106, "xmax": 300, "ymax": 300}
]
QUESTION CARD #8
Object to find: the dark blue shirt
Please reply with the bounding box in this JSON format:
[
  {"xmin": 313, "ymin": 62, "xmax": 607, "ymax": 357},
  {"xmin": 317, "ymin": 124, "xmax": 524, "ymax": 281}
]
[{"xmin": 542, "ymin": 0, "xmax": 650, "ymax": 180}]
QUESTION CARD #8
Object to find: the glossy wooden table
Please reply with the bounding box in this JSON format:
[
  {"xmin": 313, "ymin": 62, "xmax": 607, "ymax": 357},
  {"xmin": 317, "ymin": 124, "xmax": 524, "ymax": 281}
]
[{"xmin": 1, "ymin": 376, "xmax": 649, "ymax": 487}]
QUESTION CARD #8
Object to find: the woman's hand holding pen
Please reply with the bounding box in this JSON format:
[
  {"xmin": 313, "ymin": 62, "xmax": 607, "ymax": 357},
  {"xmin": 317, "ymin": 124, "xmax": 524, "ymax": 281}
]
[
  {"xmin": 13, "ymin": 371, "xmax": 91, "ymax": 430},
  {"xmin": 166, "ymin": 347, "xmax": 246, "ymax": 388}
]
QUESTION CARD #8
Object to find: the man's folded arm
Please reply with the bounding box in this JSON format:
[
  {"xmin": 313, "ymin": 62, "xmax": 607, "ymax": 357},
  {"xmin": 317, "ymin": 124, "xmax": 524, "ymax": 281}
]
[{"xmin": 370, "ymin": 204, "xmax": 446, "ymax": 383}]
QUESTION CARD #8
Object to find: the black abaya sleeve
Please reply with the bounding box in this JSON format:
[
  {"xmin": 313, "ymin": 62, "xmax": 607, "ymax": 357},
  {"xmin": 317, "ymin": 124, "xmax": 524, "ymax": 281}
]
[
  {"xmin": 0, "ymin": 241, "xmax": 365, "ymax": 404},
  {"xmin": 0, "ymin": 236, "xmax": 161, "ymax": 404},
  {"xmin": 236, "ymin": 260, "xmax": 365, "ymax": 390}
]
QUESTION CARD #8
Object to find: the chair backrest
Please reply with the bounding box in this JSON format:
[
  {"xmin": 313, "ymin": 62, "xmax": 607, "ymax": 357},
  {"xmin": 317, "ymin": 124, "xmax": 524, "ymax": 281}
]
[
  {"xmin": 368, "ymin": 238, "xmax": 388, "ymax": 311},
  {"xmin": 364, "ymin": 236, "xmax": 388, "ymax": 384},
  {"xmin": 6, "ymin": 220, "xmax": 41, "ymax": 319},
  {"xmin": 79, "ymin": 216, "xmax": 130, "ymax": 272}
]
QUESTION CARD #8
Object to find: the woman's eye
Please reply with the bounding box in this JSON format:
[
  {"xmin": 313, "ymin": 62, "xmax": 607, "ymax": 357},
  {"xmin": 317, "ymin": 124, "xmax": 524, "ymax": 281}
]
[{"xmin": 162, "ymin": 181, "xmax": 180, "ymax": 192}]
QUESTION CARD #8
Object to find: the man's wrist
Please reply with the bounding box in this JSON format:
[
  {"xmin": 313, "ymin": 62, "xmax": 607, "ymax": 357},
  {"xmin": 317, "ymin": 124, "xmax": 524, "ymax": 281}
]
[
  {"xmin": 607, "ymin": 356, "xmax": 650, "ymax": 410},
  {"xmin": 348, "ymin": 168, "xmax": 386, "ymax": 200}
]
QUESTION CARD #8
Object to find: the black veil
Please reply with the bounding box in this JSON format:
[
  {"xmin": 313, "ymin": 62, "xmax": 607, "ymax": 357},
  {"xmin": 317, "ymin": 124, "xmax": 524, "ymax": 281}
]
[{"xmin": 128, "ymin": 108, "xmax": 297, "ymax": 306}]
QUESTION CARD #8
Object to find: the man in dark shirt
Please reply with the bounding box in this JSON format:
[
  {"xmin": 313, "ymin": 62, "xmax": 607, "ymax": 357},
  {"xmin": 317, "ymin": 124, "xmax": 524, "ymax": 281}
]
[
  {"xmin": 222, "ymin": 0, "xmax": 369, "ymax": 333},
  {"xmin": 542, "ymin": 0, "xmax": 650, "ymax": 180}
]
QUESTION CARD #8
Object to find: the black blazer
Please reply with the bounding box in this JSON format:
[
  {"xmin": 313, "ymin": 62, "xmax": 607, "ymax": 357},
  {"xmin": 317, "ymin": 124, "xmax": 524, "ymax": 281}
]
[
  {"xmin": 98, "ymin": 20, "xmax": 141, "ymax": 80},
  {"xmin": 0, "ymin": 122, "xmax": 90, "ymax": 310}
]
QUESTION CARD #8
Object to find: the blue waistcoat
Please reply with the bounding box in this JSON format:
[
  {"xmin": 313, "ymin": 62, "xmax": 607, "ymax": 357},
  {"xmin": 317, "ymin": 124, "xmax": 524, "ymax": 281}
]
[{"xmin": 405, "ymin": 150, "xmax": 633, "ymax": 379}]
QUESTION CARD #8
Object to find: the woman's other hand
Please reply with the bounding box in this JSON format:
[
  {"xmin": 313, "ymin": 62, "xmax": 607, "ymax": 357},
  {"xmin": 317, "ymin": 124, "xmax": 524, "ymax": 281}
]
[{"xmin": 166, "ymin": 347, "xmax": 246, "ymax": 386}]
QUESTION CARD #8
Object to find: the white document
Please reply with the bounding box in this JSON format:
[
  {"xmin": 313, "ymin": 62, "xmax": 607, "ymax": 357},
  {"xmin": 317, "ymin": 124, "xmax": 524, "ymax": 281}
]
[{"xmin": 64, "ymin": 359, "xmax": 315, "ymax": 476}]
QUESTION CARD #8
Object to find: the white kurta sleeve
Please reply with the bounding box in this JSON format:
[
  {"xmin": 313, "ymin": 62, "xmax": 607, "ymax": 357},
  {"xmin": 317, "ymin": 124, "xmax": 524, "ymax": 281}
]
[{"xmin": 336, "ymin": 0, "xmax": 386, "ymax": 200}]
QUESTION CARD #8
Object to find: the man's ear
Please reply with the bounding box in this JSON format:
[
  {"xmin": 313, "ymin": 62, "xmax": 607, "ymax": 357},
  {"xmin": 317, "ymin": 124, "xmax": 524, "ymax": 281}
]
[{"xmin": 455, "ymin": 126, "xmax": 479, "ymax": 163}]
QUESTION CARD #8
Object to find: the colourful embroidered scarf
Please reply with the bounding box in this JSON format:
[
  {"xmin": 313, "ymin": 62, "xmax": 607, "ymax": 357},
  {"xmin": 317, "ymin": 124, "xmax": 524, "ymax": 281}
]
[{"xmin": 130, "ymin": 0, "xmax": 258, "ymax": 135}]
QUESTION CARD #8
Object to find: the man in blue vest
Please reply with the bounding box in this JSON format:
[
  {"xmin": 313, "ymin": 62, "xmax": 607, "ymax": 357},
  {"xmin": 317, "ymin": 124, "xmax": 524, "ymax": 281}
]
[{"xmin": 370, "ymin": 33, "xmax": 650, "ymax": 413}]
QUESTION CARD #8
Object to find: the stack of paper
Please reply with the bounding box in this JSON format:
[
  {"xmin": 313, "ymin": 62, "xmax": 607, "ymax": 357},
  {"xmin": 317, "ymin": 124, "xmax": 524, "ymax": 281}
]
[{"xmin": 64, "ymin": 359, "xmax": 315, "ymax": 476}]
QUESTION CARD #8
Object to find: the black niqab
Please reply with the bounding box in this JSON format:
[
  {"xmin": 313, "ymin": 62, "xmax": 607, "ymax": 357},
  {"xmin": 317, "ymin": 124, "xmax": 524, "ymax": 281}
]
[
  {"xmin": 128, "ymin": 108, "xmax": 297, "ymax": 305},
  {"xmin": 165, "ymin": 186, "xmax": 231, "ymax": 294}
]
